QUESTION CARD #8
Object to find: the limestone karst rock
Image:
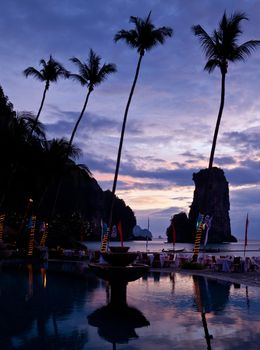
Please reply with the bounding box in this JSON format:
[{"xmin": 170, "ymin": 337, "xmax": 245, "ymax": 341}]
[{"xmin": 188, "ymin": 167, "xmax": 237, "ymax": 243}]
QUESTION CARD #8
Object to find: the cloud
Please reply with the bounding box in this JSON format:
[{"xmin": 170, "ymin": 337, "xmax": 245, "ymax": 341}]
[
  {"xmin": 1, "ymin": 0, "xmax": 260, "ymax": 239},
  {"xmin": 222, "ymin": 127, "xmax": 260, "ymax": 153}
]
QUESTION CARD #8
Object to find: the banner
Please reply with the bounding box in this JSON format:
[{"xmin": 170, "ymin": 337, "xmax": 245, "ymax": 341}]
[{"xmin": 203, "ymin": 215, "xmax": 212, "ymax": 247}]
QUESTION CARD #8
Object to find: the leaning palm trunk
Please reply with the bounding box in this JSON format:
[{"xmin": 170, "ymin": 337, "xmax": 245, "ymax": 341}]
[
  {"xmin": 50, "ymin": 89, "xmax": 92, "ymax": 218},
  {"xmin": 208, "ymin": 72, "xmax": 226, "ymax": 169},
  {"xmin": 193, "ymin": 72, "xmax": 226, "ymax": 261},
  {"xmin": 108, "ymin": 53, "xmax": 143, "ymax": 232},
  {"xmin": 68, "ymin": 88, "xmax": 92, "ymax": 152},
  {"xmin": 31, "ymin": 83, "xmax": 48, "ymax": 137}
]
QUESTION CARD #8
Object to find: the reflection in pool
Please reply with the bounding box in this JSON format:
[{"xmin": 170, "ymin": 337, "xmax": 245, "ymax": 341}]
[{"xmin": 1, "ymin": 266, "xmax": 260, "ymax": 349}]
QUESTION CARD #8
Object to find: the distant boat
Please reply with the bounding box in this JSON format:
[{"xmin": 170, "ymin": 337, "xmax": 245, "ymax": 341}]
[{"xmin": 162, "ymin": 248, "xmax": 185, "ymax": 253}]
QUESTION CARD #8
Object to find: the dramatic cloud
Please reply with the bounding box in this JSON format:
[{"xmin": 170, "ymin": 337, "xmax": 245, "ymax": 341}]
[{"xmin": 1, "ymin": 0, "xmax": 260, "ymax": 238}]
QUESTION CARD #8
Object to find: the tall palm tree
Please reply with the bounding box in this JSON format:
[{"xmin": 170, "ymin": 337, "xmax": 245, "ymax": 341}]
[
  {"xmin": 68, "ymin": 49, "xmax": 117, "ymax": 152},
  {"xmin": 192, "ymin": 11, "xmax": 260, "ymax": 169},
  {"xmin": 23, "ymin": 55, "xmax": 69, "ymax": 135},
  {"xmin": 49, "ymin": 50, "xmax": 116, "ymax": 218},
  {"xmin": 109, "ymin": 12, "xmax": 173, "ymax": 228}
]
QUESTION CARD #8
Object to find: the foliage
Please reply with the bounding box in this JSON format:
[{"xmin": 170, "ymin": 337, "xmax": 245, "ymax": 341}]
[
  {"xmin": 181, "ymin": 261, "xmax": 205, "ymax": 270},
  {"xmin": 0, "ymin": 84, "xmax": 137, "ymax": 244}
]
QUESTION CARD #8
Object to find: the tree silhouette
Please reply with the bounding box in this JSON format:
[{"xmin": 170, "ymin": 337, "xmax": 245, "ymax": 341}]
[
  {"xmin": 108, "ymin": 11, "xmax": 173, "ymax": 229},
  {"xmin": 192, "ymin": 11, "xmax": 260, "ymax": 168},
  {"xmin": 50, "ymin": 50, "xmax": 116, "ymax": 217},
  {"xmin": 0, "ymin": 110, "xmax": 45, "ymax": 211},
  {"xmin": 68, "ymin": 49, "xmax": 117, "ymax": 152},
  {"xmin": 23, "ymin": 55, "xmax": 69, "ymax": 135}
]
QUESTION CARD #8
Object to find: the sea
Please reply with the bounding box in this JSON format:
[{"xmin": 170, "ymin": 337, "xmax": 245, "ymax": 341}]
[{"xmin": 83, "ymin": 239, "xmax": 260, "ymax": 257}]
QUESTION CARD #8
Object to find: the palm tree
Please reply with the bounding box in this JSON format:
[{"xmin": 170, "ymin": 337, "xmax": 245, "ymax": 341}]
[
  {"xmin": 109, "ymin": 12, "xmax": 173, "ymax": 228},
  {"xmin": 0, "ymin": 111, "xmax": 45, "ymax": 211},
  {"xmin": 23, "ymin": 55, "xmax": 69, "ymax": 135},
  {"xmin": 48, "ymin": 50, "xmax": 116, "ymax": 218},
  {"xmin": 36, "ymin": 138, "xmax": 82, "ymax": 215},
  {"xmin": 68, "ymin": 49, "xmax": 117, "ymax": 152},
  {"xmin": 192, "ymin": 11, "xmax": 260, "ymax": 169}
]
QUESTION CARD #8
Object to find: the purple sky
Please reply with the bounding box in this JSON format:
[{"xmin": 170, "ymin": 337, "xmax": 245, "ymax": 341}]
[{"xmin": 1, "ymin": 0, "xmax": 260, "ymax": 239}]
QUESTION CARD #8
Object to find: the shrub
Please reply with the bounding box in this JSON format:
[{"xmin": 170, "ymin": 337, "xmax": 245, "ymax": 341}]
[{"xmin": 181, "ymin": 261, "xmax": 205, "ymax": 270}]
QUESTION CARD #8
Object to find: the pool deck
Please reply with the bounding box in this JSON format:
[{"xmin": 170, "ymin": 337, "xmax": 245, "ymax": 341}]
[
  {"xmin": 2, "ymin": 257, "xmax": 260, "ymax": 288},
  {"xmin": 151, "ymin": 266, "xmax": 260, "ymax": 287}
]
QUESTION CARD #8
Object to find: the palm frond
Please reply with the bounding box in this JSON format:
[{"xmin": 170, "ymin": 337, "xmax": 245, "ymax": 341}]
[
  {"xmin": 193, "ymin": 11, "xmax": 260, "ymax": 75},
  {"xmin": 114, "ymin": 30, "xmax": 139, "ymax": 48},
  {"xmin": 115, "ymin": 13, "xmax": 172, "ymax": 54},
  {"xmin": 95, "ymin": 63, "xmax": 117, "ymax": 85},
  {"xmin": 69, "ymin": 73, "xmax": 88, "ymax": 86},
  {"xmin": 24, "ymin": 56, "xmax": 69, "ymax": 83},
  {"xmin": 23, "ymin": 67, "xmax": 44, "ymax": 81},
  {"xmin": 192, "ymin": 25, "xmax": 216, "ymax": 59},
  {"xmin": 17, "ymin": 111, "xmax": 46, "ymax": 140},
  {"xmin": 235, "ymin": 40, "xmax": 260, "ymax": 60},
  {"xmin": 70, "ymin": 50, "xmax": 116, "ymax": 89},
  {"xmin": 204, "ymin": 59, "xmax": 220, "ymax": 73}
]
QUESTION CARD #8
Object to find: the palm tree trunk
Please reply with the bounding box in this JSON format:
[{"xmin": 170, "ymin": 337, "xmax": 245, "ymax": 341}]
[
  {"xmin": 193, "ymin": 72, "xmax": 226, "ymax": 262},
  {"xmin": 208, "ymin": 72, "xmax": 226, "ymax": 169},
  {"xmin": 108, "ymin": 53, "xmax": 144, "ymax": 231},
  {"xmin": 50, "ymin": 89, "xmax": 92, "ymax": 218},
  {"xmin": 68, "ymin": 88, "xmax": 92, "ymax": 153},
  {"xmin": 31, "ymin": 83, "xmax": 48, "ymax": 136}
]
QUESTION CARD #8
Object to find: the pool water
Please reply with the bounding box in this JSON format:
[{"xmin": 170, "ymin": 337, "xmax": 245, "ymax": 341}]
[{"xmin": 1, "ymin": 266, "xmax": 260, "ymax": 349}]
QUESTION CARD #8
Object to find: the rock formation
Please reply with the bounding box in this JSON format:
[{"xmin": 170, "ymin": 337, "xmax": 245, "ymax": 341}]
[
  {"xmin": 166, "ymin": 212, "xmax": 192, "ymax": 243},
  {"xmin": 188, "ymin": 167, "xmax": 237, "ymax": 243}
]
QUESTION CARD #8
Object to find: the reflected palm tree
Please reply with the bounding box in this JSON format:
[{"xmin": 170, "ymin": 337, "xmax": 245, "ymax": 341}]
[
  {"xmin": 192, "ymin": 11, "xmax": 260, "ymax": 169},
  {"xmin": 108, "ymin": 11, "xmax": 173, "ymax": 231},
  {"xmin": 193, "ymin": 276, "xmax": 232, "ymax": 349},
  {"xmin": 23, "ymin": 55, "xmax": 69, "ymax": 136},
  {"xmin": 193, "ymin": 276, "xmax": 213, "ymax": 349}
]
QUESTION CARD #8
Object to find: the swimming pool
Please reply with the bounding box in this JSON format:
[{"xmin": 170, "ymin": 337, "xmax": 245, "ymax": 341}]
[{"xmin": 1, "ymin": 266, "xmax": 260, "ymax": 349}]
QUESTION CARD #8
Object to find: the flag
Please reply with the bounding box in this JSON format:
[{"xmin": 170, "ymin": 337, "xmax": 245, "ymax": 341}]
[
  {"xmin": 118, "ymin": 221, "xmax": 123, "ymax": 247},
  {"xmin": 196, "ymin": 213, "xmax": 204, "ymax": 231},
  {"xmin": 244, "ymin": 213, "xmax": 249, "ymax": 256},
  {"xmin": 39, "ymin": 222, "xmax": 45, "ymax": 232},
  {"xmin": 26, "ymin": 216, "xmax": 33, "ymax": 229},
  {"xmin": 111, "ymin": 225, "xmax": 117, "ymax": 238},
  {"xmin": 203, "ymin": 215, "xmax": 212, "ymax": 247}
]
